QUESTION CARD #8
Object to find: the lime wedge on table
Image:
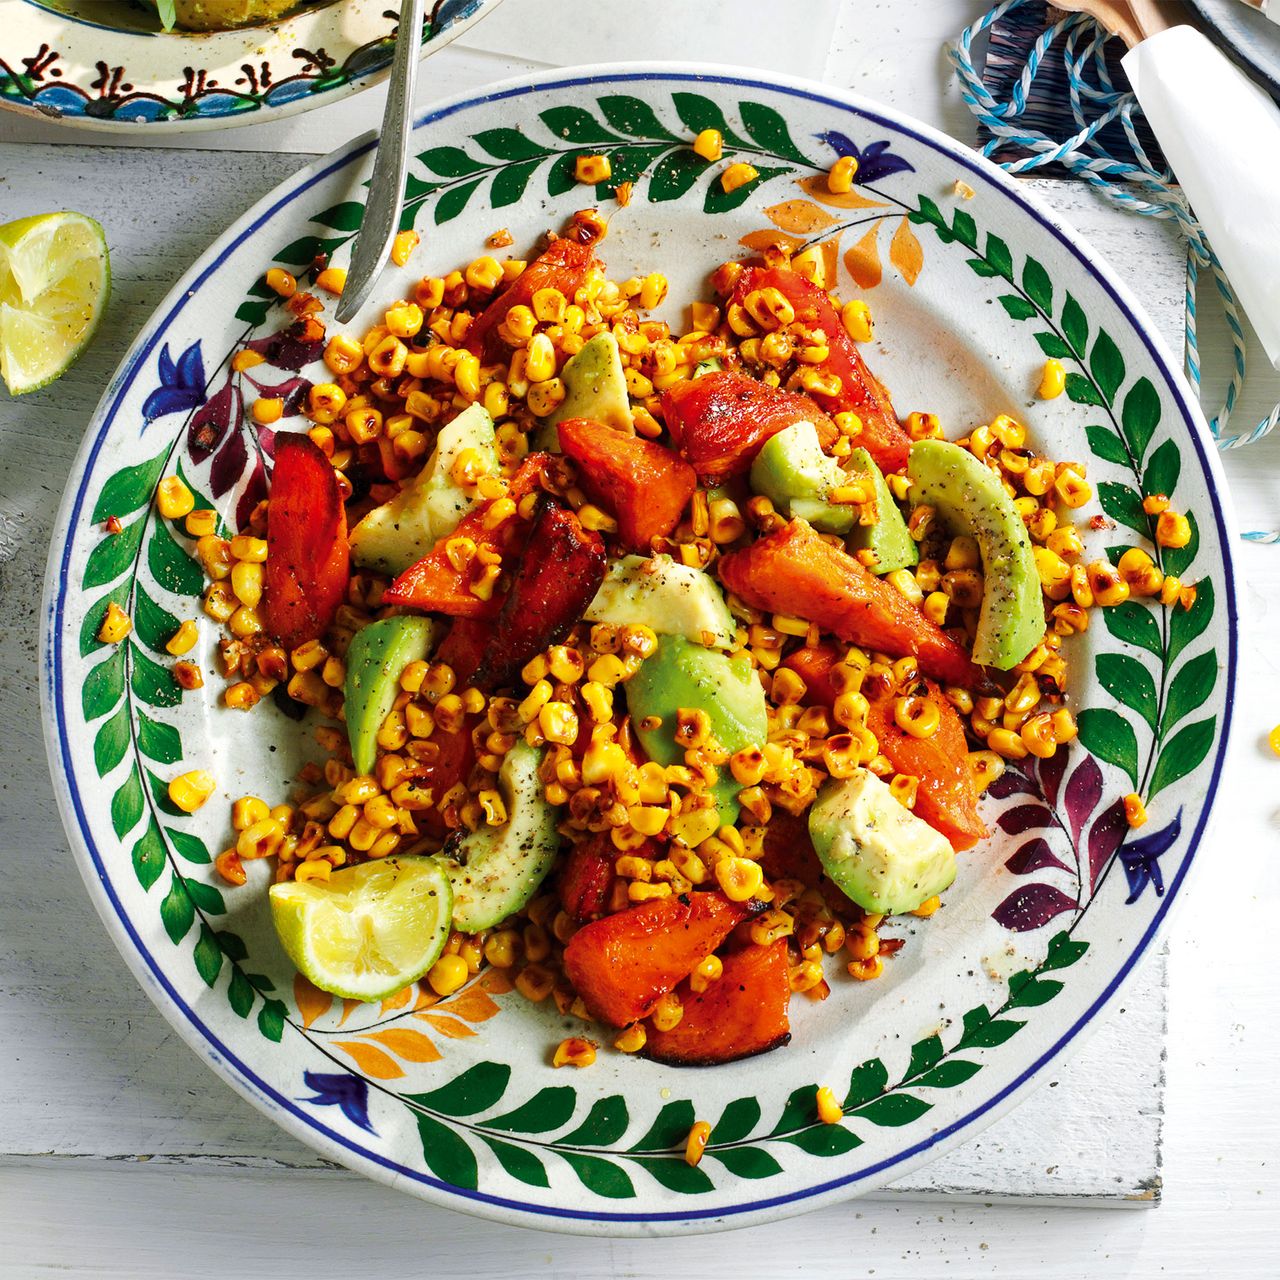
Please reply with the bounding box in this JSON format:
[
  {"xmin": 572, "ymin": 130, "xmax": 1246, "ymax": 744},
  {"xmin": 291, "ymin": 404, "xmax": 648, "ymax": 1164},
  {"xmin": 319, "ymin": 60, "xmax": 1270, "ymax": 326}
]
[
  {"xmin": 269, "ymin": 856, "xmax": 454, "ymax": 1001},
  {"xmin": 0, "ymin": 211, "xmax": 110, "ymax": 395}
]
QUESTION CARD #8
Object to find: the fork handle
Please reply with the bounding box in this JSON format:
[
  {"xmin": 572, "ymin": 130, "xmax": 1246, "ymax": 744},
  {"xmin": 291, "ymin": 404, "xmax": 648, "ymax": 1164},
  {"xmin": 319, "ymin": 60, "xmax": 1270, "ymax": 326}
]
[{"xmin": 334, "ymin": 0, "xmax": 426, "ymax": 325}]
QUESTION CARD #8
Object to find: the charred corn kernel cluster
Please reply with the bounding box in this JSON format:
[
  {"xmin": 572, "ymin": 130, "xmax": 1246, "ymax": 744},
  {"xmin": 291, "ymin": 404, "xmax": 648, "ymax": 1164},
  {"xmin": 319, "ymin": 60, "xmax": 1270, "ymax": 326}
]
[{"xmin": 901, "ymin": 412, "xmax": 1197, "ymax": 762}]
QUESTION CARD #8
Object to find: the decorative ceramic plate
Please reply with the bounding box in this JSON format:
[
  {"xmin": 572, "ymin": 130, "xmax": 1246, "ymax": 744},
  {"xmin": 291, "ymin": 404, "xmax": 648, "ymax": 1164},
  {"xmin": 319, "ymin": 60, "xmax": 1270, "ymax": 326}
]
[
  {"xmin": 42, "ymin": 64, "xmax": 1237, "ymax": 1234},
  {"xmin": 1186, "ymin": 0, "xmax": 1280, "ymax": 102},
  {"xmin": 0, "ymin": 0, "xmax": 500, "ymax": 130}
]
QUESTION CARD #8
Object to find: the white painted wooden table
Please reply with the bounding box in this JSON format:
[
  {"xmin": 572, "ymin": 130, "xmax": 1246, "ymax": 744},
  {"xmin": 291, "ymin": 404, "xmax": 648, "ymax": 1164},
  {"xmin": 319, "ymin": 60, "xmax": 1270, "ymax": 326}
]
[{"xmin": 2, "ymin": 1, "xmax": 1278, "ymax": 1274}]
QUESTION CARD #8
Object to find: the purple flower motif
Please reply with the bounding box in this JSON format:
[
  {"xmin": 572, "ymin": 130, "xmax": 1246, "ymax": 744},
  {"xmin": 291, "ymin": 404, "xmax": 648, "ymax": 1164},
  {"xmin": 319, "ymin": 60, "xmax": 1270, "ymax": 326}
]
[
  {"xmin": 815, "ymin": 132, "xmax": 915, "ymax": 183},
  {"xmin": 298, "ymin": 1070, "xmax": 376, "ymax": 1134},
  {"xmin": 1118, "ymin": 808, "xmax": 1182, "ymax": 904},
  {"xmin": 245, "ymin": 327, "xmax": 325, "ymax": 372},
  {"xmin": 992, "ymin": 882, "xmax": 1077, "ymax": 932},
  {"xmin": 187, "ymin": 379, "xmax": 243, "ymax": 462},
  {"xmin": 986, "ymin": 762, "xmax": 1037, "ymax": 800},
  {"xmin": 143, "ymin": 341, "xmax": 206, "ymax": 422}
]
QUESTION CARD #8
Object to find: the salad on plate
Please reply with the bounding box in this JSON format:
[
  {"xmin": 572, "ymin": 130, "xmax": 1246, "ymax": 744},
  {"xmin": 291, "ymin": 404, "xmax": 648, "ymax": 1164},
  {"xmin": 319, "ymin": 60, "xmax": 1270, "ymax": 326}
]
[{"xmin": 128, "ymin": 168, "xmax": 1198, "ymax": 1082}]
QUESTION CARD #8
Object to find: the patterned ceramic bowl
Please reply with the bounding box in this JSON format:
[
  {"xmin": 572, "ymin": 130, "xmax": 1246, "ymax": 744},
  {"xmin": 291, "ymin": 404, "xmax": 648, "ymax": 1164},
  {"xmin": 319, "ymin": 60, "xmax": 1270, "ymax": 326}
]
[
  {"xmin": 1, "ymin": 0, "xmax": 501, "ymax": 130},
  {"xmin": 42, "ymin": 64, "xmax": 1237, "ymax": 1234}
]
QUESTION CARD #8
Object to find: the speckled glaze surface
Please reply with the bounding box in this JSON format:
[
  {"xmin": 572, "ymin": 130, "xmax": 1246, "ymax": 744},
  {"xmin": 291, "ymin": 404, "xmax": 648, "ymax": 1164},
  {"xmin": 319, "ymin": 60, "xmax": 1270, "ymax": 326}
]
[
  {"xmin": 42, "ymin": 65, "xmax": 1236, "ymax": 1235},
  {"xmin": 1, "ymin": 0, "xmax": 500, "ymax": 130}
]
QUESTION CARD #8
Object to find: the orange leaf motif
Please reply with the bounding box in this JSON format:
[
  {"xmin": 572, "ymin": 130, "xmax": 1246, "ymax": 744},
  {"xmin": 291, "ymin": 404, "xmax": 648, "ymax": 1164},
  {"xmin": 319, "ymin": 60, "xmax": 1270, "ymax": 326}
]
[
  {"xmin": 293, "ymin": 974, "xmax": 333, "ymax": 1029},
  {"xmin": 890, "ymin": 217, "xmax": 921, "ymax": 288},
  {"xmin": 365, "ymin": 1028, "xmax": 443, "ymax": 1063},
  {"xmin": 739, "ymin": 229, "xmax": 805, "ymax": 254},
  {"xmin": 379, "ymin": 985, "xmax": 415, "ymax": 1016},
  {"xmin": 480, "ymin": 968, "xmax": 514, "ymax": 995},
  {"xmin": 797, "ymin": 176, "xmax": 889, "ymax": 210},
  {"xmin": 845, "ymin": 220, "xmax": 884, "ymax": 289},
  {"xmin": 435, "ymin": 984, "xmax": 502, "ymax": 1023},
  {"xmin": 820, "ymin": 236, "xmax": 842, "ymax": 291},
  {"xmin": 338, "ymin": 998, "xmax": 362, "ymax": 1027},
  {"xmin": 417, "ymin": 1014, "xmax": 477, "ymax": 1039},
  {"xmin": 335, "ymin": 1039, "xmax": 405, "ymax": 1079},
  {"xmin": 763, "ymin": 199, "xmax": 838, "ymax": 235},
  {"xmin": 890, "ymin": 216, "xmax": 924, "ymax": 286}
]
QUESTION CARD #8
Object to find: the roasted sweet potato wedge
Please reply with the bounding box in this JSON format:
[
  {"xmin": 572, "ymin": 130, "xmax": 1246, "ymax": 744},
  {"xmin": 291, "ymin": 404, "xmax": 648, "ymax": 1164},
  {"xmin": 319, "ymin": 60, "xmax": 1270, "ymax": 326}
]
[
  {"xmin": 644, "ymin": 941, "xmax": 792, "ymax": 1065},
  {"xmin": 782, "ymin": 643, "xmax": 987, "ymax": 851},
  {"xmin": 470, "ymin": 500, "xmax": 606, "ymax": 689},
  {"xmin": 407, "ymin": 716, "xmax": 479, "ymax": 842},
  {"xmin": 382, "ymin": 453, "xmax": 552, "ymax": 618},
  {"xmin": 263, "ymin": 433, "xmax": 349, "ymax": 651},
  {"xmin": 731, "ymin": 266, "xmax": 911, "ymax": 474},
  {"xmin": 562, "ymin": 891, "xmax": 753, "ymax": 1027},
  {"xmin": 465, "ymin": 237, "xmax": 598, "ymax": 360},
  {"xmin": 434, "ymin": 616, "xmax": 492, "ymax": 688},
  {"xmin": 718, "ymin": 520, "xmax": 984, "ymax": 688},
  {"xmin": 758, "ymin": 810, "xmax": 826, "ymax": 889},
  {"xmin": 558, "ymin": 831, "xmax": 626, "ymax": 923},
  {"xmin": 558, "ymin": 417, "xmax": 696, "ymax": 551},
  {"xmin": 781, "ymin": 643, "xmax": 844, "ymax": 710},
  {"xmin": 660, "ymin": 370, "xmax": 839, "ymax": 482},
  {"xmin": 864, "ymin": 681, "xmax": 987, "ymax": 852}
]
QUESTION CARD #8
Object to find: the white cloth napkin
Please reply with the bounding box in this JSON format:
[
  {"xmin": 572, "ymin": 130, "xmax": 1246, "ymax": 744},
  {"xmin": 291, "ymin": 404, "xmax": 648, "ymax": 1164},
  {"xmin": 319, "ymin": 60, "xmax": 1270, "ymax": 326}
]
[{"xmin": 1123, "ymin": 25, "xmax": 1280, "ymax": 369}]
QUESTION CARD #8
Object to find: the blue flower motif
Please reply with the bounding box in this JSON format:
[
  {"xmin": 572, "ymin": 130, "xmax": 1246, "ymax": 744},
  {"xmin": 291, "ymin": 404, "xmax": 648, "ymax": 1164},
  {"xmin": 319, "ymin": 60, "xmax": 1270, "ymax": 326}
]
[
  {"xmin": 434, "ymin": 0, "xmax": 484, "ymax": 28},
  {"xmin": 298, "ymin": 1070, "xmax": 377, "ymax": 1134},
  {"xmin": 142, "ymin": 341, "xmax": 206, "ymax": 423},
  {"xmin": 1119, "ymin": 808, "xmax": 1182, "ymax": 904},
  {"xmin": 815, "ymin": 132, "xmax": 915, "ymax": 183}
]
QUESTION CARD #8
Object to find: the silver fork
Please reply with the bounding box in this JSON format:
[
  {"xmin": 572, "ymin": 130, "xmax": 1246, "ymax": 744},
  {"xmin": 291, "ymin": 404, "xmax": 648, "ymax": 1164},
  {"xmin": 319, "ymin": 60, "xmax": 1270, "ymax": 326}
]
[{"xmin": 334, "ymin": 0, "xmax": 426, "ymax": 326}]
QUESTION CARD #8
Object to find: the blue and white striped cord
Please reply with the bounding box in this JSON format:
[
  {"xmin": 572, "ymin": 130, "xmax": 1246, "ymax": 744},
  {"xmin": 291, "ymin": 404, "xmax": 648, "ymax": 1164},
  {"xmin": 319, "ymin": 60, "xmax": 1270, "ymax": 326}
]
[{"xmin": 949, "ymin": 0, "xmax": 1280, "ymax": 540}]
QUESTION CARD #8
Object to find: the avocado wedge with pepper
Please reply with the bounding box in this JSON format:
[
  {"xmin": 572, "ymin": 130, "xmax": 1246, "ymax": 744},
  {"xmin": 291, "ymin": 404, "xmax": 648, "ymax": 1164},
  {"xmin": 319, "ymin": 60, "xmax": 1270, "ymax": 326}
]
[
  {"xmin": 343, "ymin": 616, "xmax": 438, "ymax": 775},
  {"xmin": 907, "ymin": 438, "xmax": 1042, "ymax": 669}
]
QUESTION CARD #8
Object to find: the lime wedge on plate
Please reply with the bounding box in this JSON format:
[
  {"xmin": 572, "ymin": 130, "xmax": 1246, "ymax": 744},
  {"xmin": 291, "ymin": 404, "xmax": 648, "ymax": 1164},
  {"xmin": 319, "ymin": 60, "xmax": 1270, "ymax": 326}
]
[
  {"xmin": 0, "ymin": 211, "xmax": 110, "ymax": 395},
  {"xmin": 269, "ymin": 855, "xmax": 454, "ymax": 1001}
]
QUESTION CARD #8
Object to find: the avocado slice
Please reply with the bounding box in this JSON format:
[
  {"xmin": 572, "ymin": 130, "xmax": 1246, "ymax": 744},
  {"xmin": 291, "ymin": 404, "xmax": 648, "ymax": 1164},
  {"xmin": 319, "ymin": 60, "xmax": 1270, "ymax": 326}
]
[
  {"xmin": 343, "ymin": 617, "xmax": 439, "ymax": 775},
  {"xmin": 907, "ymin": 439, "xmax": 1042, "ymax": 670},
  {"xmin": 585, "ymin": 554, "xmax": 736, "ymax": 648},
  {"xmin": 749, "ymin": 420, "xmax": 855, "ymax": 534},
  {"xmin": 443, "ymin": 741, "xmax": 560, "ymax": 933},
  {"xmin": 350, "ymin": 403, "xmax": 498, "ymax": 575},
  {"xmin": 845, "ymin": 446, "xmax": 918, "ymax": 575},
  {"xmin": 692, "ymin": 357, "xmax": 723, "ymax": 378},
  {"xmin": 625, "ymin": 634, "xmax": 767, "ymax": 827},
  {"xmin": 808, "ymin": 768, "xmax": 956, "ymax": 915},
  {"xmin": 534, "ymin": 332, "xmax": 631, "ymax": 451}
]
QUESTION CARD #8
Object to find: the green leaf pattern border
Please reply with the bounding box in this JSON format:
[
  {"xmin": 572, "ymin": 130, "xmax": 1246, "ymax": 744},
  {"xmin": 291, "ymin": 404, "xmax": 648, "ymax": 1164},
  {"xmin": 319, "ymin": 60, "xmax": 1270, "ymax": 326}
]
[{"xmin": 58, "ymin": 82, "xmax": 1231, "ymax": 1214}]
